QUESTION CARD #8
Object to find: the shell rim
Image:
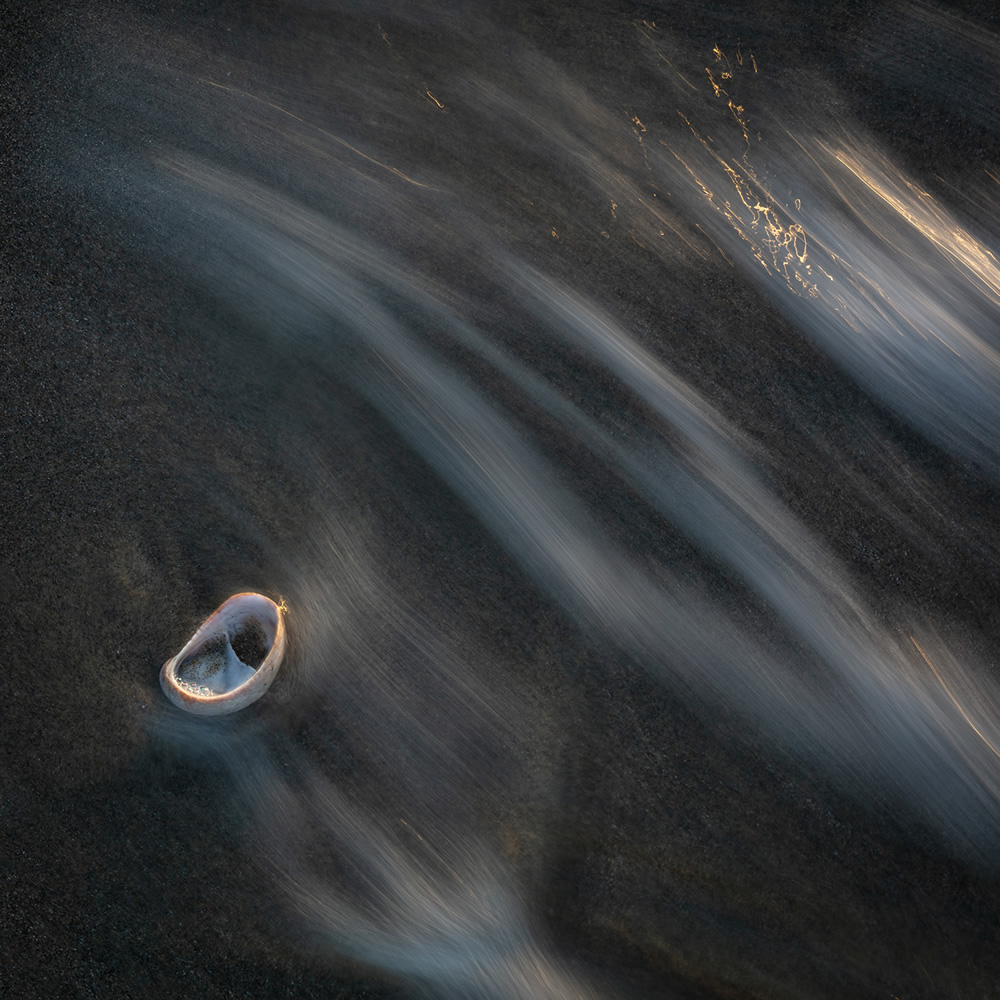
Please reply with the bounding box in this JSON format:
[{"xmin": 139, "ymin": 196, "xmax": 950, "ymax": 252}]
[{"xmin": 160, "ymin": 592, "xmax": 286, "ymax": 714}]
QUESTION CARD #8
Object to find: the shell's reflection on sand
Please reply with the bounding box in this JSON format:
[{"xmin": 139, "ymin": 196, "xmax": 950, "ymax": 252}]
[{"xmin": 160, "ymin": 592, "xmax": 286, "ymax": 714}]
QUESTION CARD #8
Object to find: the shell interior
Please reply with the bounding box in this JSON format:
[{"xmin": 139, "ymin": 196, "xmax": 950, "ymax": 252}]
[{"xmin": 174, "ymin": 613, "xmax": 275, "ymax": 698}]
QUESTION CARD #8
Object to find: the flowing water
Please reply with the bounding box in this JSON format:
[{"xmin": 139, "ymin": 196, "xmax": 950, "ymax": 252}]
[{"xmin": 4, "ymin": 2, "xmax": 1000, "ymax": 998}]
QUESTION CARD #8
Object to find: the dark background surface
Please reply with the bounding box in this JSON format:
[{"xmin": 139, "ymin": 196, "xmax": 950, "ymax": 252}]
[{"xmin": 3, "ymin": 2, "xmax": 1000, "ymax": 998}]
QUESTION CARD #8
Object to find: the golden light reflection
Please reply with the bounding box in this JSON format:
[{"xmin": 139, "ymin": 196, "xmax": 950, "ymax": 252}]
[
  {"xmin": 830, "ymin": 146, "xmax": 1000, "ymax": 302},
  {"xmin": 911, "ymin": 638, "xmax": 1000, "ymax": 763},
  {"xmin": 664, "ymin": 57, "xmax": 819, "ymax": 296},
  {"xmin": 650, "ymin": 37, "xmax": 1000, "ymax": 379}
]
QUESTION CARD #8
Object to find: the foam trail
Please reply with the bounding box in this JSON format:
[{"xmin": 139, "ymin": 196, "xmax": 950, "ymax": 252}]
[
  {"xmin": 185, "ymin": 162, "xmax": 826, "ymax": 705},
  {"xmin": 479, "ymin": 27, "xmax": 1000, "ymax": 472},
  {"xmin": 386, "ymin": 234, "xmax": 1000, "ymax": 852},
  {"xmin": 159, "ymin": 732, "xmax": 596, "ymax": 1000},
  {"xmin": 155, "ymin": 155, "xmax": 1000, "ymax": 859},
  {"xmin": 21, "ymin": 4, "xmax": 1000, "ymax": 997},
  {"xmin": 154, "ymin": 531, "xmax": 601, "ymax": 1000},
  {"xmin": 495, "ymin": 266, "xmax": 1000, "ymax": 844},
  {"xmin": 642, "ymin": 47, "xmax": 1000, "ymax": 474},
  {"xmin": 258, "ymin": 774, "xmax": 595, "ymax": 1000}
]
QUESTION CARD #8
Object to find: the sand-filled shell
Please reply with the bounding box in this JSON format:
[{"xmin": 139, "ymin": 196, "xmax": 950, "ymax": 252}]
[{"xmin": 160, "ymin": 593, "xmax": 286, "ymax": 715}]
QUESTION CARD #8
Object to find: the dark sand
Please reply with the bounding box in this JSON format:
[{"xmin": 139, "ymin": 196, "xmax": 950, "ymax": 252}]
[{"xmin": 3, "ymin": 2, "xmax": 1000, "ymax": 998}]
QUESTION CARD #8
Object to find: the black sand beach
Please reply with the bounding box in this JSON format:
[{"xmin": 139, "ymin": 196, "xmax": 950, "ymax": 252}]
[{"xmin": 4, "ymin": 2, "xmax": 1000, "ymax": 997}]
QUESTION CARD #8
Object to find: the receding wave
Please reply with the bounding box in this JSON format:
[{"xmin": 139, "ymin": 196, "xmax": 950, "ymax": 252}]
[{"xmin": 66, "ymin": 4, "xmax": 1000, "ymax": 997}]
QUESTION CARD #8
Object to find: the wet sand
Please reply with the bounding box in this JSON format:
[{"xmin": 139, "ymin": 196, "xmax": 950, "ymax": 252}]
[{"xmin": 4, "ymin": 2, "xmax": 1000, "ymax": 998}]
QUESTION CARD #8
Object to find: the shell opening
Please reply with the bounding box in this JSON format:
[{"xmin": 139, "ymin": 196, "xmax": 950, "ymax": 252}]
[{"xmin": 161, "ymin": 593, "xmax": 286, "ymax": 714}]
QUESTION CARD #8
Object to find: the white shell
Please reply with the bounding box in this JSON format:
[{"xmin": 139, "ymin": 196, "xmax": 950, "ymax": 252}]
[{"xmin": 160, "ymin": 593, "xmax": 286, "ymax": 715}]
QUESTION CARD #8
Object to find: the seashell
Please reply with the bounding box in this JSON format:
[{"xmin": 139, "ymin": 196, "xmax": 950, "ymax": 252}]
[{"xmin": 160, "ymin": 593, "xmax": 286, "ymax": 715}]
